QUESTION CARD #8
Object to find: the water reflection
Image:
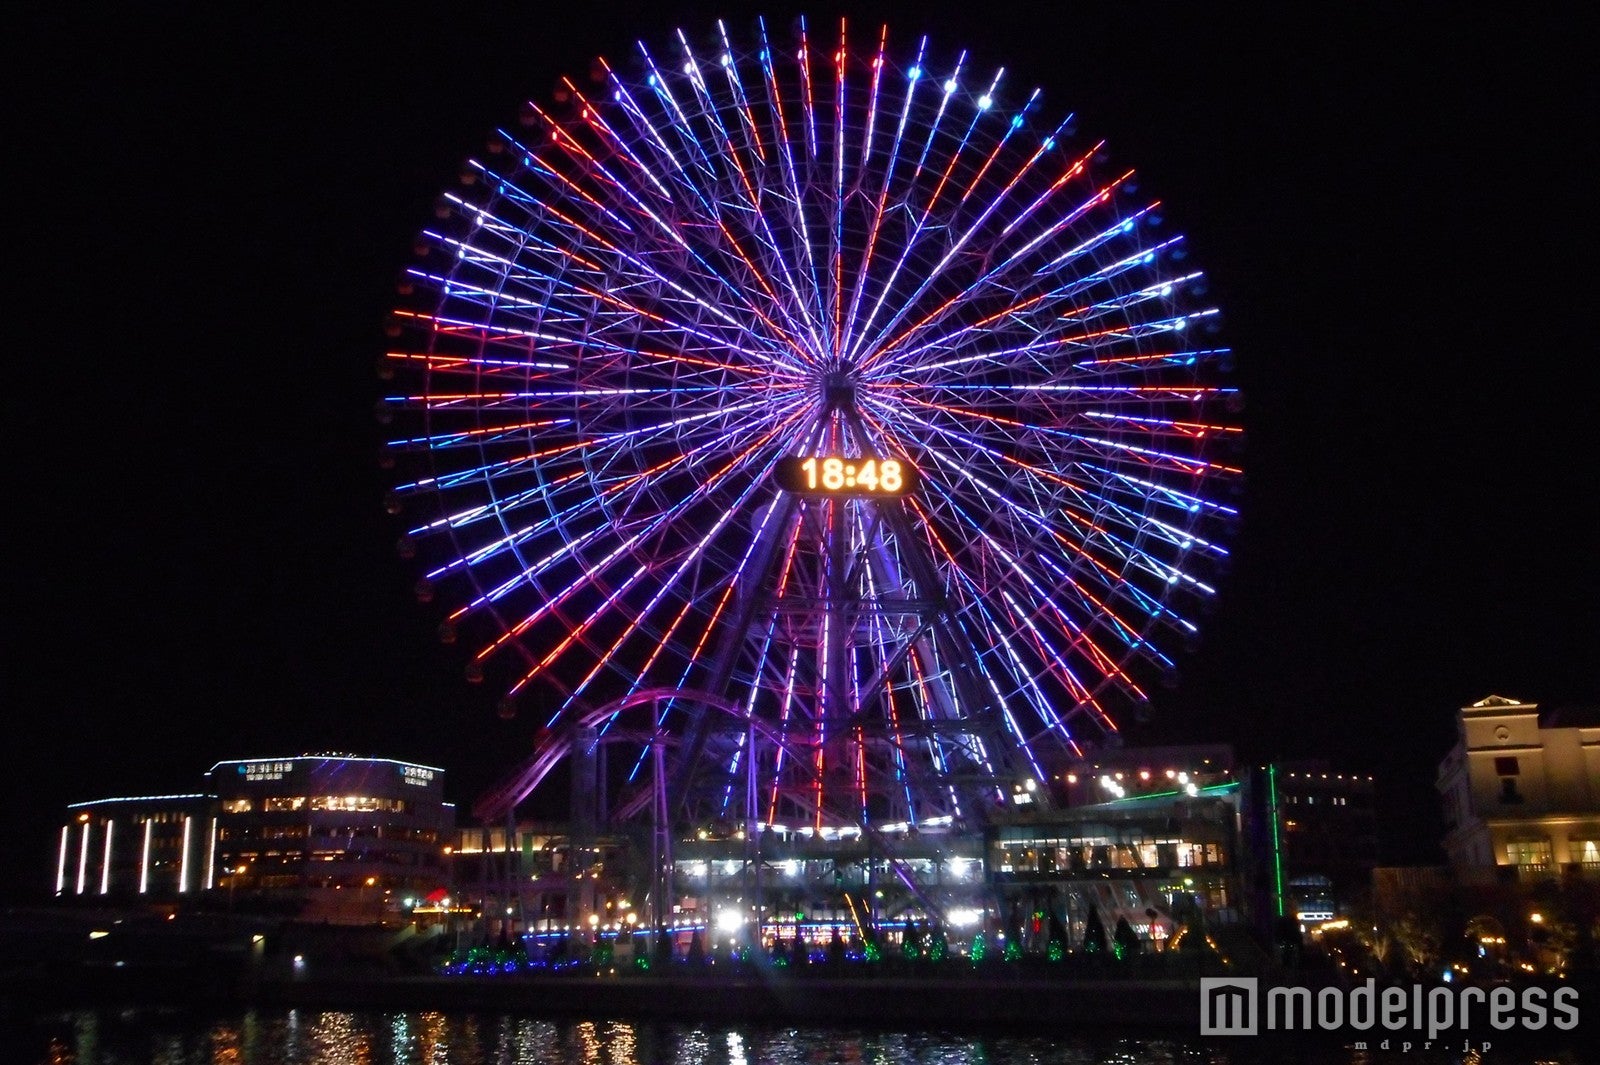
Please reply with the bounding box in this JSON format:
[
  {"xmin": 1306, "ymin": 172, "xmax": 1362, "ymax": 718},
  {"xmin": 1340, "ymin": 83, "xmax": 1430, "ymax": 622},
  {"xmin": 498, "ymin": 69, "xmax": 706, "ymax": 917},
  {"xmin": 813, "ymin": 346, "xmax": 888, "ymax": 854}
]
[{"xmin": 19, "ymin": 1008, "xmax": 1588, "ymax": 1065}]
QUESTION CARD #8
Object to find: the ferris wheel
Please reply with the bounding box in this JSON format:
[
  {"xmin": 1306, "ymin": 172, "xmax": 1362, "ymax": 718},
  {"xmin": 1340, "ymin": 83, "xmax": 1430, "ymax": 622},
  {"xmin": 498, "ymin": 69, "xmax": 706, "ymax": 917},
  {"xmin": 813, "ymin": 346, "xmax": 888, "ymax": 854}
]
[{"xmin": 383, "ymin": 17, "xmax": 1240, "ymax": 836}]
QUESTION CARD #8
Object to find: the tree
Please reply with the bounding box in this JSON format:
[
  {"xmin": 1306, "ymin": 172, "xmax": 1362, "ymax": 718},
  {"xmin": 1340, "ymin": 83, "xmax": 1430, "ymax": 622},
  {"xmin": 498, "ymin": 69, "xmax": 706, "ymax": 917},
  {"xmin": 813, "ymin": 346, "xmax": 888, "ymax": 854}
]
[
  {"xmin": 1046, "ymin": 910, "xmax": 1069, "ymax": 962},
  {"xmin": 1391, "ymin": 913, "xmax": 1441, "ymax": 979},
  {"xmin": 1113, "ymin": 916, "xmax": 1141, "ymax": 961},
  {"xmin": 1083, "ymin": 906, "xmax": 1108, "ymax": 955}
]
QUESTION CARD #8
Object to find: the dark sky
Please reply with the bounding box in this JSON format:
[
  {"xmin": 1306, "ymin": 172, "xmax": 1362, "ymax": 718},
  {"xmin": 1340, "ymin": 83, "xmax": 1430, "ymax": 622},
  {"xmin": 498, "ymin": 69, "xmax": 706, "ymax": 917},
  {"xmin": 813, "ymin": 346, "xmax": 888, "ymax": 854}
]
[{"xmin": 9, "ymin": 3, "xmax": 1595, "ymax": 898}]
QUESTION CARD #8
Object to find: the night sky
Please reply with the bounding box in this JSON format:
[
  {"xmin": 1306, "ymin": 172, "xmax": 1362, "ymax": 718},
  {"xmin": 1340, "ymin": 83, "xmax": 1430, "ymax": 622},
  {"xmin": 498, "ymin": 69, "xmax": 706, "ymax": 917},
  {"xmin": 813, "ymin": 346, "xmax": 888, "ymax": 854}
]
[{"xmin": 10, "ymin": 3, "xmax": 1595, "ymax": 899}]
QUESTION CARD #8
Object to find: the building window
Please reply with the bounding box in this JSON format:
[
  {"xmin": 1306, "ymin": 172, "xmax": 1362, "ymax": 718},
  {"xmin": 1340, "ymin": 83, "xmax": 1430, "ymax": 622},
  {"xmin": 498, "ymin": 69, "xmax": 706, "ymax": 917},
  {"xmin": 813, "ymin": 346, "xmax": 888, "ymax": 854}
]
[
  {"xmin": 1499, "ymin": 778, "xmax": 1523, "ymax": 804},
  {"xmin": 1505, "ymin": 840, "xmax": 1551, "ymax": 872},
  {"xmin": 1493, "ymin": 756, "xmax": 1520, "ymax": 776}
]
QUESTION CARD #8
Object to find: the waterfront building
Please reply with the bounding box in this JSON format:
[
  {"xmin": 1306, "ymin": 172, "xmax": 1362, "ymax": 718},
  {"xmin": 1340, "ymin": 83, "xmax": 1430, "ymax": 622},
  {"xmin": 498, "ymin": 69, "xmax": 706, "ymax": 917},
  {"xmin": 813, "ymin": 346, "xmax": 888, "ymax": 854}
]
[
  {"xmin": 56, "ymin": 793, "xmax": 214, "ymax": 902},
  {"xmin": 449, "ymin": 820, "xmax": 633, "ymax": 934},
  {"xmin": 1437, "ymin": 694, "xmax": 1600, "ymax": 880},
  {"xmin": 990, "ymin": 745, "xmax": 1247, "ymax": 951},
  {"xmin": 209, "ymin": 755, "xmax": 455, "ymax": 922},
  {"xmin": 54, "ymin": 754, "xmax": 455, "ymax": 924}
]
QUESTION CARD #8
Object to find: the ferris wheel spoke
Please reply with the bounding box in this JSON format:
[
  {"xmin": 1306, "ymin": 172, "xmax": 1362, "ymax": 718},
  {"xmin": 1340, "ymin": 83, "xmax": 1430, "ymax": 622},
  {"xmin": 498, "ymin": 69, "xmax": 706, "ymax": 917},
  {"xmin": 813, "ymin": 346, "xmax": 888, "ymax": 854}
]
[
  {"xmin": 478, "ymin": 417, "xmax": 800, "ymax": 673},
  {"xmin": 856, "ymin": 404, "xmax": 1191, "ymax": 649},
  {"xmin": 846, "ymin": 48, "xmax": 980, "ymax": 361},
  {"xmin": 912, "ymin": 482, "xmax": 1146, "ymax": 697},
  {"xmin": 751, "ymin": 16, "xmax": 831, "ymax": 346},
  {"xmin": 675, "ymin": 26, "xmax": 832, "ymax": 355},
  {"xmin": 837, "ymin": 31, "xmax": 925, "ymax": 361},
  {"xmin": 879, "ymin": 247, "xmax": 1200, "ymax": 374},
  {"xmin": 428, "ymin": 402, "xmax": 803, "ymax": 587},
  {"xmin": 481, "ymin": 118, "xmax": 819, "ymax": 368},
  {"xmin": 629, "ymin": 39, "xmax": 830, "ymax": 361},
  {"xmin": 852, "ymin": 136, "xmax": 1103, "ymax": 369},
  {"xmin": 879, "ymin": 392, "xmax": 1234, "ymax": 536},
  {"xmin": 435, "ymin": 180, "xmax": 814, "ymax": 375},
  {"xmin": 510, "ymin": 436, "xmax": 798, "ymax": 701},
  {"xmin": 842, "ymin": 68, "xmax": 1053, "ymax": 364},
  {"xmin": 866, "ymin": 394, "xmax": 1186, "ymax": 566},
  {"xmin": 446, "ymin": 404, "xmax": 806, "ymax": 626},
  {"xmin": 892, "ymin": 429, "xmax": 1205, "ymax": 650}
]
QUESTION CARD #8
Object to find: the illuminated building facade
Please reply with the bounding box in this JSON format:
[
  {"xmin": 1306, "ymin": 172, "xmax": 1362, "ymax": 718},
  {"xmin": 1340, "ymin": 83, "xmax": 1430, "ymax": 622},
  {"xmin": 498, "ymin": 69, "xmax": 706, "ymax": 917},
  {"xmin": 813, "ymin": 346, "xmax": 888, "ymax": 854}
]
[
  {"xmin": 56, "ymin": 794, "xmax": 214, "ymax": 902},
  {"xmin": 54, "ymin": 755, "xmax": 454, "ymax": 924},
  {"xmin": 987, "ymin": 745, "xmax": 1246, "ymax": 951},
  {"xmin": 209, "ymin": 756, "xmax": 454, "ymax": 922},
  {"xmin": 452, "ymin": 817, "xmax": 989, "ymax": 952},
  {"xmin": 1438, "ymin": 695, "xmax": 1600, "ymax": 880},
  {"xmin": 1270, "ymin": 761, "xmax": 1378, "ymax": 922}
]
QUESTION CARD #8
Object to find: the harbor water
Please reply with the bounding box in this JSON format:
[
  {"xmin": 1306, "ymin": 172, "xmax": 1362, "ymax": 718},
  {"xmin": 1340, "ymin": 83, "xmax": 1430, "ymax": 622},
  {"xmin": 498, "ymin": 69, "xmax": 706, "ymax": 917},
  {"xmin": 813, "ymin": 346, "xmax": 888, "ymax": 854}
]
[{"xmin": 14, "ymin": 1006, "xmax": 1591, "ymax": 1065}]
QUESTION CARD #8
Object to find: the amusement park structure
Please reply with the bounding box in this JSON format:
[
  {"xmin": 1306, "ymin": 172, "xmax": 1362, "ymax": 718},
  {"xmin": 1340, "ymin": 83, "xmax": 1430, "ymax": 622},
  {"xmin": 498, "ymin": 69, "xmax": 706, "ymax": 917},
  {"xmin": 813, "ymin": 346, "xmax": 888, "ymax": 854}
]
[{"xmin": 383, "ymin": 17, "xmax": 1241, "ymax": 949}]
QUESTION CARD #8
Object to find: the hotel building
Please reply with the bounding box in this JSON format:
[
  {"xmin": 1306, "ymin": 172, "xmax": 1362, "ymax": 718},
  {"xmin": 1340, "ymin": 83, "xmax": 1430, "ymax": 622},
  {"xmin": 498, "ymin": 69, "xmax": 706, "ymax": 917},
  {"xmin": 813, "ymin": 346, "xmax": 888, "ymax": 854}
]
[
  {"xmin": 55, "ymin": 754, "xmax": 454, "ymax": 923},
  {"xmin": 1438, "ymin": 694, "xmax": 1600, "ymax": 880}
]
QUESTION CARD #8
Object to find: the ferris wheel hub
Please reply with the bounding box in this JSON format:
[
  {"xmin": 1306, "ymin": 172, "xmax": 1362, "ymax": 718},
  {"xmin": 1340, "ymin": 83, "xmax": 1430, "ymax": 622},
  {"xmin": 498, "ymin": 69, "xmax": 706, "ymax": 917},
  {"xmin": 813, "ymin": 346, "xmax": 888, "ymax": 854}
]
[{"xmin": 820, "ymin": 364, "xmax": 860, "ymax": 410}]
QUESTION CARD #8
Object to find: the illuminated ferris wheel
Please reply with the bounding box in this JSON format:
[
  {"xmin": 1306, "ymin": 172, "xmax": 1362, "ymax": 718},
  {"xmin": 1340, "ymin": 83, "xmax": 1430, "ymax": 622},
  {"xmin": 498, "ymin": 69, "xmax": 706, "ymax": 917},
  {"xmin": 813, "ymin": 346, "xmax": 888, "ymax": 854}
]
[{"xmin": 383, "ymin": 17, "xmax": 1241, "ymax": 836}]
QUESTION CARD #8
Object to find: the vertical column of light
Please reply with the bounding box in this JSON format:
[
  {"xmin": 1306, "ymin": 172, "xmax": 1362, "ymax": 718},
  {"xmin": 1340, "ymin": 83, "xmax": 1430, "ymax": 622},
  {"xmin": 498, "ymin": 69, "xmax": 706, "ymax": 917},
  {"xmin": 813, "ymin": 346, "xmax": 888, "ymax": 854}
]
[
  {"xmin": 830, "ymin": 18, "xmax": 847, "ymax": 351},
  {"xmin": 858, "ymin": 540, "xmax": 918, "ymax": 819},
  {"xmin": 846, "ymin": 50, "xmax": 965, "ymax": 357},
  {"xmin": 839, "ymin": 32, "xmax": 919, "ymax": 357},
  {"xmin": 1268, "ymin": 763, "xmax": 1286, "ymax": 918},
  {"xmin": 99, "ymin": 819, "xmax": 114, "ymax": 895},
  {"xmin": 847, "ymin": 503, "xmax": 870, "ymax": 824},
  {"xmin": 205, "ymin": 817, "xmax": 218, "ymax": 890},
  {"xmin": 139, "ymin": 819, "xmax": 153, "ymax": 895},
  {"xmin": 795, "ymin": 17, "xmax": 818, "ymax": 161},
  {"xmin": 178, "ymin": 816, "xmax": 194, "ymax": 893},
  {"xmin": 714, "ymin": 20, "xmax": 825, "ymax": 356},
  {"xmin": 717, "ymin": 551, "xmax": 792, "ymax": 816},
  {"xmin": 55, "ymin": 825, "xmax": 70, "ymax": 895},
  {"xmin": 755, "ymin": 16, "xmax": 826, "ymax": 334},
  {"xmin": 763, "ymin": 526, "xmax": 806, "ymax": 823},
  {"xmin": 75, "ymin": 820, "xmax": 91, "ymax": 895}
]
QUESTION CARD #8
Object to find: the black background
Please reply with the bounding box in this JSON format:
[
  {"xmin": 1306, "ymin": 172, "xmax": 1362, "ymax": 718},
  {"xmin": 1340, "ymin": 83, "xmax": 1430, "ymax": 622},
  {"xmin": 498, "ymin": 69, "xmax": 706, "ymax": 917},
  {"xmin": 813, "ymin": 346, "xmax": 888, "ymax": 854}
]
[{"xmin": 8, "ymin": 2, "xmax": 1595, "ymax": 898}]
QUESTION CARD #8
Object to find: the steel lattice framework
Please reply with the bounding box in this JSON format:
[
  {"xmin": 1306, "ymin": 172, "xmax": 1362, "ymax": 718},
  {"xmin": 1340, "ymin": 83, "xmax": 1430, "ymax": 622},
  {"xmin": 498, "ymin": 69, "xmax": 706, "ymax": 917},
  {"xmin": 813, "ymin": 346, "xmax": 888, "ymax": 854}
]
[{"xmin": 384, "ymin": 17, "xmax": 1241, "ymax": 837}]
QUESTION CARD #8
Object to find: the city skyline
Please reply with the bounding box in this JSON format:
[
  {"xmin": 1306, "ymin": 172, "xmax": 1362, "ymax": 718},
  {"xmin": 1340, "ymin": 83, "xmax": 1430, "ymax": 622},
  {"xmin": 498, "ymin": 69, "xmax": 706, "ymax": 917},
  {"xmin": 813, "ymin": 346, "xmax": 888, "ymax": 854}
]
[{"xmin": 9, "ymin": 3, "xmax": 1594, "ymax": 897}]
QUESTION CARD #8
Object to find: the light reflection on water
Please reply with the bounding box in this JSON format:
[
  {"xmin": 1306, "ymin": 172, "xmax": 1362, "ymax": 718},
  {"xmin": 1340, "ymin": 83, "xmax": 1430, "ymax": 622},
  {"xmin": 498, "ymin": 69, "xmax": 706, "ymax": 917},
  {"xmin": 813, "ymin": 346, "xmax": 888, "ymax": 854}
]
[{"xmin": 18, "ymin": 1007, "xmax": 1584, "ymax": 1065}]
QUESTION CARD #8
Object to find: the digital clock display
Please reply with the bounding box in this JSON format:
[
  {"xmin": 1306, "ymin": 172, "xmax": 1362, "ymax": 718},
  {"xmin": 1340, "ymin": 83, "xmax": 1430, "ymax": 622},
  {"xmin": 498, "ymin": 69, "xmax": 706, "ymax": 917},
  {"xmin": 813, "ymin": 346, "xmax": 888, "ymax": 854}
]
[{"xmin": 775, "ymin": 455, "xmax": 918, "ymax": 497}]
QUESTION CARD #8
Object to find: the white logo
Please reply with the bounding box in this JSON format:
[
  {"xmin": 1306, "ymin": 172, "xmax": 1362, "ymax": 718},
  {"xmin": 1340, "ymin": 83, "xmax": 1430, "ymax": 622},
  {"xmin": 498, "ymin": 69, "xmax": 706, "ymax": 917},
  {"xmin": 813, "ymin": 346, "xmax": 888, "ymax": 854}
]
[
  {"xmin": 1198, "ymin": 977, "xmax": 1579, "ymax": 1042},
  {"xmin": 1201, "ymin": 977, "xmax": 1258, "ymax": 1035}
]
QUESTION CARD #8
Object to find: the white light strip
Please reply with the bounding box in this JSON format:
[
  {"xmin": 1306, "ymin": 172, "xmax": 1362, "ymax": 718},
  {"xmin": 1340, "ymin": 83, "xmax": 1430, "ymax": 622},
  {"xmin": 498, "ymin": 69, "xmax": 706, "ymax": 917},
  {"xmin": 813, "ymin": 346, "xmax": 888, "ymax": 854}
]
[
  {"xmin": 76, "ymin": 823, "xmax": 90, "ymax": 895},
  {"xmin": 55, "ymin": 826, "xmax": 69, "ymax": 895},
  {"xmin": 205, "ymin": 817, "xmax": 218, "ymax": 890},
  {"xmin": 179, "ymin": 816, "xmax": 193, "ymax": 893},
  {"xmin": 100, "ymin": 820, "xmax": 114, "ymax": 895},
  {"xmin": 139, "ymin": 820, "xmax": 152, "ymax": 895}
]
